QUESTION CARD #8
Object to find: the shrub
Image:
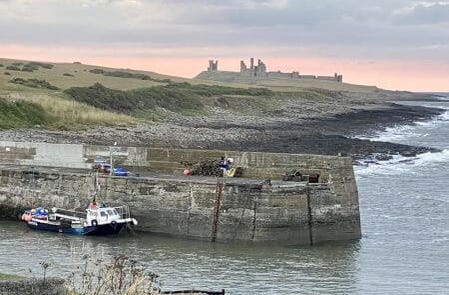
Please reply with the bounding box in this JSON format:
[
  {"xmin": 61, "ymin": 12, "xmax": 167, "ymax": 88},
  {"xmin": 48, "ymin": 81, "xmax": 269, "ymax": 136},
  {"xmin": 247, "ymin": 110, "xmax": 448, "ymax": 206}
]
[
  {"xmin": 64, "ymin": 82, "xmax": 272, "ymax": 116},
  {"xmin": 10, "ymin": 78, "xmax": 59, "ymax": 90},
  {"xmin": 22, "ymin": 63, "xmax": 40, "ymax": 71},
  {"xmin": 0, "ymin": 98, "xmax": 51, "ymax": 129},
  {"xmin": 6, "ymin": 65, "xmax": 21, "ymax": 71},
  {"xmin": 4, "ymin": 72, "xmax": 10, "ymax": 75},
  {"xmin": 63, "ymin": 73, "xmax": 74, "ymax": 77},
  {"xmin": 89, "ymin": 68, "xmax": 105, "ymax": 74},
  {"xmin": 0, "ymin": 64, "xmax": 3, "ymax": 67},
  {"xmin": 27, "ymin": 61, "xmax": 53, "ymax": 69},
  {"xmin": 12, "ymin": 62, "xmax": 23, "ymax": 66},
  {"xmin": 65, "ymin": 83, "xmax": 204, "ymax": 114},
  {"xmin": 89, "ymin": 68, "xmax": 167, "ymax": 82},
  {"xmin": 164, "ymin": 82, "xmax": 273, "ymax": 96},
  {"xmin": 65, "ymin": 255, "xmax": 160, "ymax": 295},
  {"xmin": 21, "ymin": 67, "xmax": 34, "ymax": 72}
]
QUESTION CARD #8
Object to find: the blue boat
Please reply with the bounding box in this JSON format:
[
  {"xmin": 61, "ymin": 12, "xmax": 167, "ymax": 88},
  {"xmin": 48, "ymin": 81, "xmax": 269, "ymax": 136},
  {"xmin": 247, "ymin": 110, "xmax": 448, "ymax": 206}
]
[{"xmin": 22, "ymin": 204, "xmax": 138, "ymax": 236}]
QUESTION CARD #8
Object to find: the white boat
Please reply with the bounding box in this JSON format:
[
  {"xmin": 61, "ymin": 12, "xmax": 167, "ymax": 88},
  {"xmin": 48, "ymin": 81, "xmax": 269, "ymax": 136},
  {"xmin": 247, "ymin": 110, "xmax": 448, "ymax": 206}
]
[{"xmin": 22, "ymin": 203, "xmax": 138, "ymax": 235}]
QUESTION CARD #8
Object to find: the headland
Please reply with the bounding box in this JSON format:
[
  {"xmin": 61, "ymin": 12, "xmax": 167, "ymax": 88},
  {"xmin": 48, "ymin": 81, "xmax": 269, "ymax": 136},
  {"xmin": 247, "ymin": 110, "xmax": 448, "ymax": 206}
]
[
  {"xmin": 0, "ymin": 57, "xmax": 442, "ymax": 161},
  {"xmin": 0, "ymin": 57, "xmax": 445, "ymax": 248}
]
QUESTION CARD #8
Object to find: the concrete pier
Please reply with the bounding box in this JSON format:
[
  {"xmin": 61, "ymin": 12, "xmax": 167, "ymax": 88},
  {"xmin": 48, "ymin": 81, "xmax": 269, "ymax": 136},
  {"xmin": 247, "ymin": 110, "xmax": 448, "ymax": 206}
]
[{"xmin": 0, "ymin": 143, "xmax": 361, "ymax": 245}]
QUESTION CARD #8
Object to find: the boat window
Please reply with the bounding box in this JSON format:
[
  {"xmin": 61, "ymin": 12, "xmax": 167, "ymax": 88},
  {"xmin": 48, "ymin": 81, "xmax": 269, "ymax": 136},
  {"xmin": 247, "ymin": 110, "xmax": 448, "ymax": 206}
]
[
  {"xmin": 107, "ymin": 210, "xmax": 115, "ymax": 216},
  {"xmin": 100, "ymin": 212, "xmax": 108, "ymax": 218}
]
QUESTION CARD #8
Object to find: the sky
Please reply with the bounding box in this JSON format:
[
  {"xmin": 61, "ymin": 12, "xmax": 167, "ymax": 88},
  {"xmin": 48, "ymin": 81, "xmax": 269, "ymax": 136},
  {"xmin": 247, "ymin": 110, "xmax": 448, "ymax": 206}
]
[{"xmin": 0, "ymin": 0, "xmax": 448, "ymax": 91}]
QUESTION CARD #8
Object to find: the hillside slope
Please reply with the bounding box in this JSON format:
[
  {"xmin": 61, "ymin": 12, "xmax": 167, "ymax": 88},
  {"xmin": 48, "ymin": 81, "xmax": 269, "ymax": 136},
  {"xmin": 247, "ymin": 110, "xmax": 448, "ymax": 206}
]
[
  {"xmin": 195, "ymin": 70, "xmax": 379, "ymax": 93},
  {"xmin": 0, "ymin": 57, "xmax": 385, "ymax": 130},
  {"xmin": 0, "ymin": 57, "xmax": 438, "ymax": 159}
]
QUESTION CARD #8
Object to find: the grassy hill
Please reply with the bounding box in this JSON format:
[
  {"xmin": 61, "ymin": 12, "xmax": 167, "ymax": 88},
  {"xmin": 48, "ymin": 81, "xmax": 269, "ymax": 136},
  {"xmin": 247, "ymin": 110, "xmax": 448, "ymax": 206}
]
[
  {"xmin": 0, "ymin": 57, "xmax": 385, "ymax": 131},
  {"xmin": 195, "ymin": 70, "xmax": 379, "ymax": 93}
]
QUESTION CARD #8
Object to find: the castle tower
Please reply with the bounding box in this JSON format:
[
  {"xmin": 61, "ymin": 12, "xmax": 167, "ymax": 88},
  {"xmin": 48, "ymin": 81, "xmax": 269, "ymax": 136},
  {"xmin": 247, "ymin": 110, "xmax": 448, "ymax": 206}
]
[
  {"xmin": 208, "ymin": 60, "xmax": 218, "ymax": 71},
  {"xmin": 250, "ymin": 58, "xmax": 254, "ymax": 70},
  {"xmin": 240, "ymin": 60, "xmax": 247, "ymax": 72}
]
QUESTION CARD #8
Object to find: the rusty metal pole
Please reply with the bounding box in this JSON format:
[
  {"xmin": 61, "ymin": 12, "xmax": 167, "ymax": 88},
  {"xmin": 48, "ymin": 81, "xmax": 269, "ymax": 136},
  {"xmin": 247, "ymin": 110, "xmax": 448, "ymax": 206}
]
[{"xmin": 211, "ymin": 175, "xmax": 224, "ymax": 242}]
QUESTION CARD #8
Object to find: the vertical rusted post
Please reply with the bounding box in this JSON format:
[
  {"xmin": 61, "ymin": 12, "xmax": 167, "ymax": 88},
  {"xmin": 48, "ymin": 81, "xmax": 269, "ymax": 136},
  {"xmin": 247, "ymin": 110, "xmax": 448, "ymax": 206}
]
[
  {"xmin": 211, "ymin": 176, "xmax": 224, "ymax": 242},
  {"xmin": 306, "ymin": 185, "xmax": 314, "ymax": 245}
]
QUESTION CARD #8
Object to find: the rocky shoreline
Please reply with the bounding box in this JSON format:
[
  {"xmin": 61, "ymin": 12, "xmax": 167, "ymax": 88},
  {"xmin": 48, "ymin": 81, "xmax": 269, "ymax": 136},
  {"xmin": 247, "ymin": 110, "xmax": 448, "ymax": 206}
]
[{"xmin": 0, "ymin": 96, "xmax": 445, "ymax": 162}]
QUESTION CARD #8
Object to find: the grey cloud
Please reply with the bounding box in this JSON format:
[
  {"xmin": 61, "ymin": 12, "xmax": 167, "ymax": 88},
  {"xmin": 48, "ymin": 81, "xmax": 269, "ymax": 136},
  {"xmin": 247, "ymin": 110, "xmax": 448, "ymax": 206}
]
[
  {"xmin": 395, "ymin": 2, "xmax": 449, "ymax": 25},
  {"xmin": 0, "ymin": 0, "xmax": 448, "ymax": 61}
]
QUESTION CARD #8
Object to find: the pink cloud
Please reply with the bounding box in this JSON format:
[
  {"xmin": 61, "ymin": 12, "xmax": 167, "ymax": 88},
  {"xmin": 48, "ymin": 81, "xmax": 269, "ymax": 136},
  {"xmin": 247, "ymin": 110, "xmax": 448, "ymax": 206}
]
[{"xmin": 0, "ymin": 44, "xmax": 447, "ymax": 92}]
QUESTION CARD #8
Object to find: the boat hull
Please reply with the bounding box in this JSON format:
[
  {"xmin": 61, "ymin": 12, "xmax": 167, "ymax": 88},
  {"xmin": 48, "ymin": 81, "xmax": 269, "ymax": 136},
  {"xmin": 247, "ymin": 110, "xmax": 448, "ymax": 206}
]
[{"xmin": 26, "ymin": 220, "xmax": 125, "ymax": 236}]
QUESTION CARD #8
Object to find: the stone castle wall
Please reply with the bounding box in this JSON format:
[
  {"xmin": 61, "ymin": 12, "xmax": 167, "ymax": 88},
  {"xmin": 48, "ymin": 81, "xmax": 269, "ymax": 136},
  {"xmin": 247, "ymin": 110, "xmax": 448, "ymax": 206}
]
[{"xmin": 202, "ymin": 58, "xmax": 343, "ymax": 82}]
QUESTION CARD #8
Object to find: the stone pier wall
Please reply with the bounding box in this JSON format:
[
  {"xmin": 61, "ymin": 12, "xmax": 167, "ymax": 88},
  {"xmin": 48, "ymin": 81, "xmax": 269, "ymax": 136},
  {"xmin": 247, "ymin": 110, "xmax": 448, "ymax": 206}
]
[
  {"xmin": 0, "ymin": 278, "xmax": 65, "ymax": 295},
  {"xmin": 0, "ymin": 167, "xmax": 360, "ymax": 245},
  {"xmin": 0, "ymin": 143, "xmax": 361, "ymax": 245}
]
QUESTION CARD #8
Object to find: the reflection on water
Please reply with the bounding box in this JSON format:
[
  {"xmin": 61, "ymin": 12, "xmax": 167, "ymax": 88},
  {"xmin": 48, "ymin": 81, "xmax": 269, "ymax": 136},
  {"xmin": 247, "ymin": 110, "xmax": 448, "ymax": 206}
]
[{"xmin": 0, "ymin": 221, "xmax": 360, "ymax": 294}]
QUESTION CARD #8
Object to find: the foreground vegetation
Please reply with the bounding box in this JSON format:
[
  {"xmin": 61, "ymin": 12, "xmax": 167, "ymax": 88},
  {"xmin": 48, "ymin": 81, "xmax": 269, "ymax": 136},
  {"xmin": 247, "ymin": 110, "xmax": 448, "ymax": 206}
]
[
  {"xmin": 0, "ymin": 273, "xmax": 21, "ymax": 280},
  {"xmin": 0, "ymin": 94, "xmax": 136, "ymax": 130},
  {"xmin": 66, "ymin": 255, "xmax": 160, "ymax": 295},
  {"xmin": 0, "ymin": 98, "xmax": 51, "ymax": 129},
  {"xmin": 64, "ymin": 82, "xmax": 273, "ymax": 116}
]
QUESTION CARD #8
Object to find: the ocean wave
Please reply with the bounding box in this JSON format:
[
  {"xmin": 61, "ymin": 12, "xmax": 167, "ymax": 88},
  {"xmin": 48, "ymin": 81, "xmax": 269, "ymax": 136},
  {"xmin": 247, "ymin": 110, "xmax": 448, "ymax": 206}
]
[
  {"xmin": 356, "ymin": 124, "xmax": 419, "ymax": 142},
  {"xmin": 436, "ymin": 96, "xmax": 449, "ymax": 101},
  {"xmin": 356, "ymin": 110, "xmax": 449, "ymax": 142},
  {"xmin": 355, "ymin": 149, "xmax": 449, "ymax": 176}
]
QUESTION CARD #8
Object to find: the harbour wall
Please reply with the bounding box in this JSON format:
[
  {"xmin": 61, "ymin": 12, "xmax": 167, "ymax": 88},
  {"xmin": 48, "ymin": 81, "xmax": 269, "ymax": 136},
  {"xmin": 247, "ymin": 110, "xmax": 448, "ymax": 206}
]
[
  {"xmin": 0, "ymin": 278, "xmax": 65, "ymax": 295},
  {"xmin": 0, "ymin": 143, "xmax": 361, "ymax": 245}
]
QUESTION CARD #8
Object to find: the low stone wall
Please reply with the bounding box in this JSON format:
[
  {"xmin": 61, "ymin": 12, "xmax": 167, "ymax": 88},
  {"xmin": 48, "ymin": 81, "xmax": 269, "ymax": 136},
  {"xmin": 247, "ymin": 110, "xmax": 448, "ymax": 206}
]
[
  {"xmin": 0, "ymin": 278, "xmax": 65, "ymax": 295},
  {"xmin": 0, "ymin": 144, "xmax": 361, "ymax": 245},
  {"xmin": 0, "ymin": 166, "xmax": 360, "ymax": 245}
]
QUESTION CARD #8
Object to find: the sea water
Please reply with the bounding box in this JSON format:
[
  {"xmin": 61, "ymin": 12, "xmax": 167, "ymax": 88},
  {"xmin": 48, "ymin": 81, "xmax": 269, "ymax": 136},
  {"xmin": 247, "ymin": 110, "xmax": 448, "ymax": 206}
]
[{"xmin": 0, "ymin": 98, "xmax": 448, "ymax": 294}]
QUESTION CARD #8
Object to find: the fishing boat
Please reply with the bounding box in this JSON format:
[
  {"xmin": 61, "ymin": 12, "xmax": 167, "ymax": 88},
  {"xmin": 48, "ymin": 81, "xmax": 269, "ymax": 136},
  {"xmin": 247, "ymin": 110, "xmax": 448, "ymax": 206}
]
[{"xmin": 21, "ymin": 202, "xmax": 138, "ymax": 236}]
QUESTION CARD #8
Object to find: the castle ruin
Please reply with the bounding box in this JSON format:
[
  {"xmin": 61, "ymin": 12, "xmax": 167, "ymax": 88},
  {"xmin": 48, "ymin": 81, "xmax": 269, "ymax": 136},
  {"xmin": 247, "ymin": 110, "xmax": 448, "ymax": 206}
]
[
  {"xmin": 204, "ymin": 58, "xmax": 343, "ymax": 82},
  {"xmin": 240, "ymin": 58, "xmax": 267, "ymax": 77},
  {"xmin": 207, "ymin": 60, "xmax": 218, "ymax": 72}
]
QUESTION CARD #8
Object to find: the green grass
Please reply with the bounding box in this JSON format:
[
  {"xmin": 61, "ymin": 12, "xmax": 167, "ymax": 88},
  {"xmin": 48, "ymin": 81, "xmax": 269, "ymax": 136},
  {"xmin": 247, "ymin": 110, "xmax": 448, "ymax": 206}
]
[
  {"xmin": 0, "ymin": 57, "xmax": 386, "ymax": 131},
  {"xmin": 64, "ymin": 82, "xmax": 272, "ymax": 116},
  {"xmin": 0, "ymin": 273, "xmax": 21, "ymax": 280},
  {"xmin": 0, "ymin": 97, "xmax": 52, "ymax": 129}
]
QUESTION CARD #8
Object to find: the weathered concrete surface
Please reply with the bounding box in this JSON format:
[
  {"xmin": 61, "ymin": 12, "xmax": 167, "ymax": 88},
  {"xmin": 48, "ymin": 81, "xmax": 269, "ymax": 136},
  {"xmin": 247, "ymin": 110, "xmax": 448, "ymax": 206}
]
[
  {"xmin": 0, "ymin": 278, "xmax": 65, "ymax": 295},
  {"xmin": 0, "ymin": 165, "xmax": 360, "ymax": 245},
  {"xmin": 0, "ymin": 143, "xmax": 359, "ymax": 204},
  {"xmin": 0, "ymin": 144, "xmax": 361, "ymax": 245}
]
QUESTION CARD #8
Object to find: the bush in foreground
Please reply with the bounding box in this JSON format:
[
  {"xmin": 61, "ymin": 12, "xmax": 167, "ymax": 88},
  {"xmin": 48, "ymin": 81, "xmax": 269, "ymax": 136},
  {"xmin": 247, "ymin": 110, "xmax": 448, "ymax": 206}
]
[
  {"xmin": 0, "ymin": 98, "xmax": 51, "ymax": 129},
  {"xmin": 66, "ymin": 255, "xmax": 160, "ymax": 295}
]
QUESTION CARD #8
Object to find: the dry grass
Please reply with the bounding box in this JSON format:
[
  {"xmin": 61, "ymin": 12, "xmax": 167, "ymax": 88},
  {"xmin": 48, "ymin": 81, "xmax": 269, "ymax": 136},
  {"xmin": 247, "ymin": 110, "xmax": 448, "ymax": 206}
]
[
  {"xmin": 1, "ymin": 92, "xmax": 137, "ymax": 129},
  {"xmin": 0, "ymin": 58, "xmax": 251, "ymax": 91},
  {"xmin": 0, "ymin": 58, "xmax": 167, "ymax": 91},
  {"xmin": 0, "ymin": 273, "xmax": 21, "ymax": 280},
  {"xmin": 0, "ymin": 58, "xmax": 144, "ymax": 129},
  {"xmin": 66, "ymin": 255, "xmax": 160, "ymax": 295}
]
